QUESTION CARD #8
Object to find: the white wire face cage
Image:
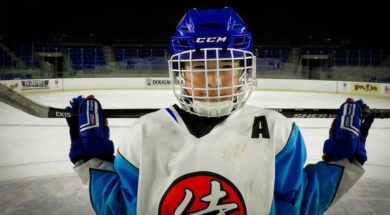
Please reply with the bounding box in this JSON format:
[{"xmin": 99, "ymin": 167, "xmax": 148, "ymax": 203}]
[{"xmin": 168, "ymin": 48, "xmax": 256, "ymax": 117}]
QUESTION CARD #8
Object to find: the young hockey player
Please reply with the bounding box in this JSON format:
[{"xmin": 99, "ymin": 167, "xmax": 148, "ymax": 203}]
[{"xmin": 66, "ymin": 7, "xmax": 374, "ymax": 214}]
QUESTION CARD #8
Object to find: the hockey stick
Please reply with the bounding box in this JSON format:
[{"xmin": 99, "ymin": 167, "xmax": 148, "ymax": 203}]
[{"xmin": 1, "ymin": 83, "xmax": 389, "ymax": 118}]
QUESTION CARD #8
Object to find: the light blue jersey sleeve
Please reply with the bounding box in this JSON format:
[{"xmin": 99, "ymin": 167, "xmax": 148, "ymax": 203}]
[
  {"xmin": 271, "ymin": 123, "xmax": 364, "ymax": 215},
  {"xmin": 74, "ymin": 153, "xmax": 139, "ymax": 215}
]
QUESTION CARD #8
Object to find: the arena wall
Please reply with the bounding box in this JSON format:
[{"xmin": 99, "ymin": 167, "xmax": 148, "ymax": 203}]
[{"xmin": 1, "ymin": 78, "xmax": 389, "ymax": 97}]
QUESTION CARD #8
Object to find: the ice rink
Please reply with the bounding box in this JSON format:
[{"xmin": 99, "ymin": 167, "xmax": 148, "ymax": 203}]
[{"xmin": 0, "ymin": 89, "xmax": 389, "ymax": 214}]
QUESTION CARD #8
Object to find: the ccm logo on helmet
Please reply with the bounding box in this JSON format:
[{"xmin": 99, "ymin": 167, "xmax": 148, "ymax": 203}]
[{"xmin": 196, "ymin": 37, "xmax": 227, "ymax": 43}]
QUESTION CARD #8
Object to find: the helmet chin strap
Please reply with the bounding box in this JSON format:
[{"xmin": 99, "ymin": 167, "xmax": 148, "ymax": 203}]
[{"xmin": 192, "ymin": 100, "xmax": 234, "ymax": 117}]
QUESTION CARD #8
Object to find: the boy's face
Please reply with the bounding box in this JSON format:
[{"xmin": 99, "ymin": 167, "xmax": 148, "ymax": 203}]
[{"xmin": 182, "ymin": 60, "xmax": 241, "ymax": 102}]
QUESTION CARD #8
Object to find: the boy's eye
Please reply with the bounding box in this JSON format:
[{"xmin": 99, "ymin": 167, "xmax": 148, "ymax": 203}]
[
  {"xmin": 193, "ymin": 65, "xmax": 205, "ymax": 69},
  {"xmin": 222, "ymin": 65, "xmax": 233, "ymax": 69},
  {"xmin": 192, "ymin": 65, "xmax": 233, "ymax": 69}
]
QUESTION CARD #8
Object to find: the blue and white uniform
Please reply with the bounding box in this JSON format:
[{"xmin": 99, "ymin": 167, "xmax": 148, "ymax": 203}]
[{"xmin": 74, "ymin": 105, "xmax": 364, "ymax": 215}]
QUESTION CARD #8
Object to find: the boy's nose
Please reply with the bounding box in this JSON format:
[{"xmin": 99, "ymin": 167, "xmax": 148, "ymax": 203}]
[{"xmin": 206, "ymin": 73, "xmax": 219, "ymax": 88}]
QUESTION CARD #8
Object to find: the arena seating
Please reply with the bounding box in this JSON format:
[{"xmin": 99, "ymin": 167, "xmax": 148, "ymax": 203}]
[
  {"xmin": 64, "ymin": 45, "xmax": 105, "ymax": 70},
  {"xmin": 333, "ymin": 49, "xmax": 385, "ymax": 66},
  {"xmin": 0, "ymin": 46, "xmax": 17, "ymax": 67},
  {"xmin": 113, "ymin": 45, "xmax": 167, "ymax": 70},
  {"xmin": 257, "ymin": 47, "xmax": 289, "ymax": 63},
  {"xmin": 7, "ymin": 43, "xmax": 106, "ymax": 70},
  {"xmin": 0, "ymin": 73, "xmax": 32, "ymax": 80},
  {"xmin": 255, "ymin": 47, "xmax": 289, "ymax": 69},
  {"xmin": 1, "ymin": 43, "xmax": 389, "ymax": 77},
  {"xmin": 300, "ymin": 47, "xmax": 388, "ymax": 66}
]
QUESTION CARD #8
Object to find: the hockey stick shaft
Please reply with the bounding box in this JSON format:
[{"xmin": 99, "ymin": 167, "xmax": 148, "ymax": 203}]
[
  {"xmin": 1, "ymin": 83, "xmax": 389, "ymax": 118},
  {"xmin": 96, "ymin": 108, "xmax": 390, "ymax": 118}
]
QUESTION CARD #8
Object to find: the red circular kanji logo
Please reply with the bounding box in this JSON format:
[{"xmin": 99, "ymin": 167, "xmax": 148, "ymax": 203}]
[{"xmin": 159, "ymin": 171, "xmax": 246, "ymax": 215}]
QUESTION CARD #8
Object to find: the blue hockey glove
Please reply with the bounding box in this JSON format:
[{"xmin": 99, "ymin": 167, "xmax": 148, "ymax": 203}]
[
  {"xmin": 79, "ymin": 96, "xmax": 114, "ymax": 162},
  {"xmin": 323, "ymin": 98, "xmax": 374, "ymax": 165},
  {"xmin": 66, "ymin": 96, "xmax": 87, "ymax": 163},
  {"xmin": 66, "ymin": 95, "xmax": 114, "ymax": 163},
  {"xmin": 354, "ymin": 99, "xmax": 374, "ymax": 164}
]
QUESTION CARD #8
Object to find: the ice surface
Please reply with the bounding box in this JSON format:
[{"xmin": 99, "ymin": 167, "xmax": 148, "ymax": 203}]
[{"xmin": 0, "ymin": 89, "xmax": 389, "ymax": 214}]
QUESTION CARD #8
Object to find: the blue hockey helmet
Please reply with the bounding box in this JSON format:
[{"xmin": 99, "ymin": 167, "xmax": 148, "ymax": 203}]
[
  {"xmin": 168, "ymin": 7, "xmax": 256, "ymax": 117},
  {"xmin": 170, "ymin": 7, "xmax": 253, "ymax": 56}
]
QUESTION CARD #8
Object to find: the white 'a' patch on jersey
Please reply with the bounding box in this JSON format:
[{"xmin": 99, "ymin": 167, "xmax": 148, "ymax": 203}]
[{"xmin": 118, "ymin": 105, "xmax": 294, "ymax": 214}]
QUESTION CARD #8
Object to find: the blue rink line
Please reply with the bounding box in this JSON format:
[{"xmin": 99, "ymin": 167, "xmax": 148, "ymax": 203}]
[{"xmin": 0, "ymin": 124, "xmax": 389, "ymax": 130}]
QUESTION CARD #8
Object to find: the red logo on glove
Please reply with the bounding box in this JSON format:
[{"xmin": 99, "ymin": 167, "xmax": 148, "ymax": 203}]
[{"xmin": 159, "ymin": 171, "xmax": 246, "ymax": 215}]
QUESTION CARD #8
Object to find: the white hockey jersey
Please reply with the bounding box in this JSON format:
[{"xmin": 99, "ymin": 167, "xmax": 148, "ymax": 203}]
[{"xmin": 74, "ymin": 105, "xmax": 365, "ymax": 215}]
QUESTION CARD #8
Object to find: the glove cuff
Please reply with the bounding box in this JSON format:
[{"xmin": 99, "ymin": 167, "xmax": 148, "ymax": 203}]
[
  {"xmin": 81, "ymin": 138, "xmax": 115, "ymax": 162},
  {"xmin": 69, "ymin": 139, "xmax": 91, "ymax": 164}
]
